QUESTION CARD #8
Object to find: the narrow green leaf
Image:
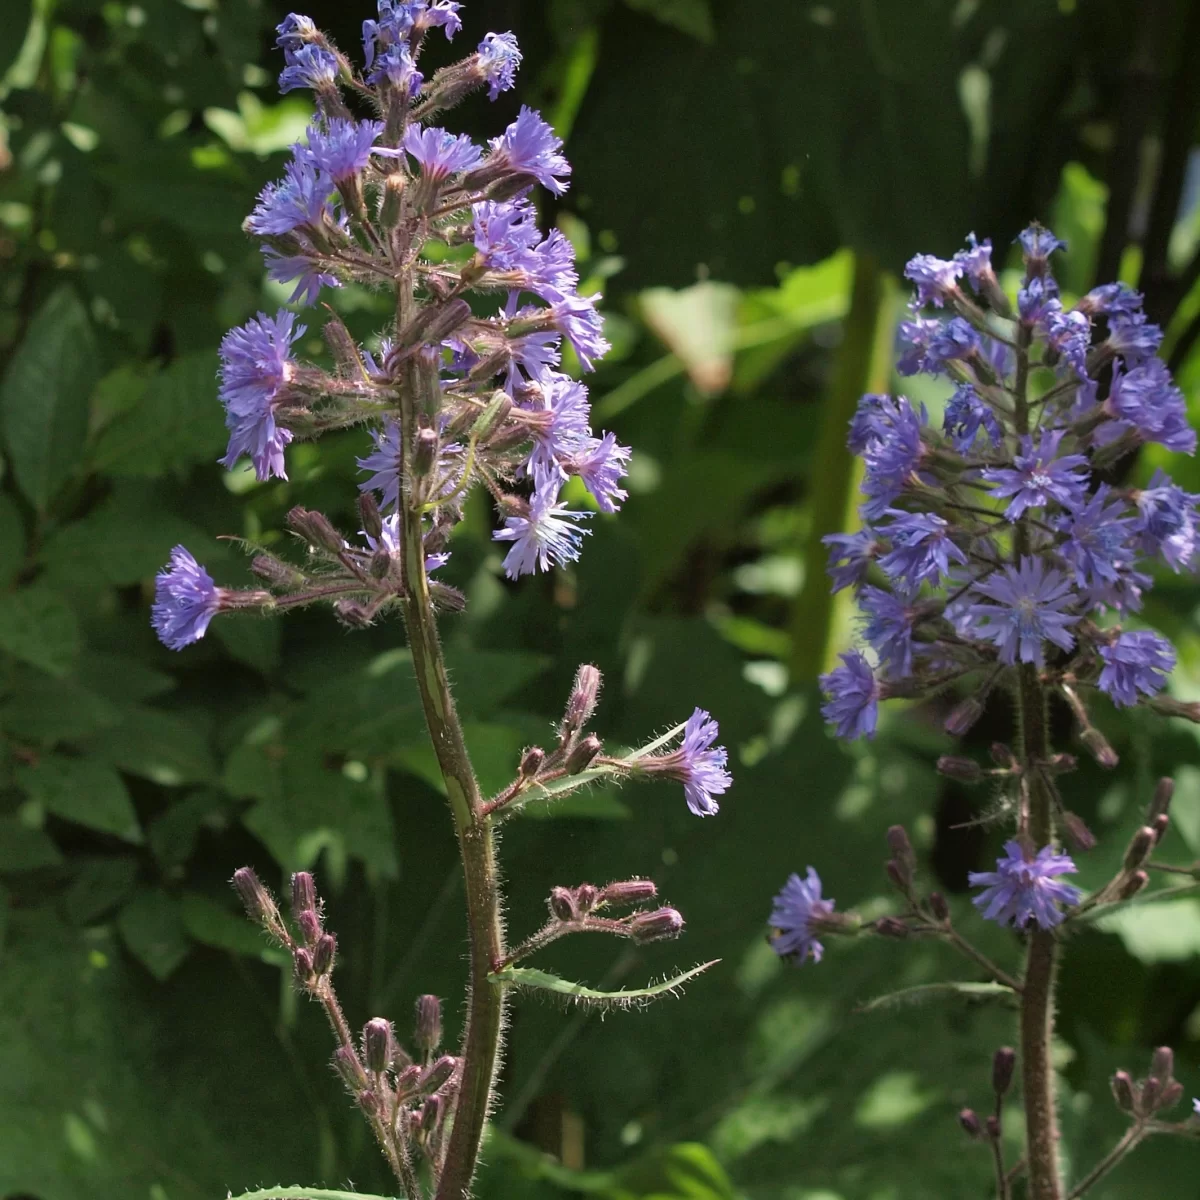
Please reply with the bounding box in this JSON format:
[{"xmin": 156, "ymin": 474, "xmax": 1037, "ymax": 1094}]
[
  {"xmin": 855, "ymin": 981, "xmax": 1015, "ymax": 1015},
  {"xmin": 226, "ymin": 1189, "xmax": 399, "ymax": 1200},
  {"xmin": 490, "ymin": 960, "xmax": 718, "ymax": 1008},
  {"xmin": 0, "ymin": 286, "xmax": 97, "ymax": 509}
]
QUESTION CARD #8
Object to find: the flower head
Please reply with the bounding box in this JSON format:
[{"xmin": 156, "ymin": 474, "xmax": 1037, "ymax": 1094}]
[
  {"xmin": 568, "ymin": 432, "xmax": 630, "ymax": 513},
  {"xmin": 1098, "ymin": 630, "xmax": 1175, "ymax": 708},
  {"xmin": 954, "ymin": 233, "xmax": 993, "ymax": 289},
  {"xmin": 493, "ymin": 466, "xmax": 590, "ymax": 578},
  {"xmin": 859, "ymin": 585, "xmax": 920, "ymax": 679},
  {"xmin": 473, "ymin": 198, "xmax": 541, "ymax": 267},
  {"xmin": 966, "ymin": 557, "xmax": 1078, "ymax": 667},
  {"xmin": 1108, "ymin": 312, "xmax": 1163, "ymax": 366},
  {"xmin": 247, "ymin": 155, "xmax": 333, "ymax": 236},
  {"xmin": 878, "ymin": 511, "xmax": 965, "ymax": 589},
  {"xmin": 261, "ymin": 247, "xmax": 339, "ymax": 308},
  {"xmin": 218, "ymin": 310, "xmax": 304, "ymax": 481},
  {"xmin": 547, "ymin": 293, "xmax": 609, "ymax": 370},
  {"xmin": 152, "ymin": 547, "xmax": 222, "ymax": 650},
  {"xmin": 476, "ymin": 31, "xmax": 521, "ymax": 100},
  {"xmin": 969, "ymin": 841, "xmax": 1081, "ymax": 929},
  {"xmin": 823, "ymin": 528, "xmax": 878, "ymax": 593},
  {"xmin": 768, "ymin": 868, "xmax": 833, "ymax": 965},
  {"xmin": 942, "ymin": 384, "xmax": 1001, "ymax": 452},
  {"xmin": 1106, "ymin": 358, "xmax": 1196, "ymax": 453},
  {"xmin": 357, "ymin": 419, "xmax": 403, "ymax": 511},
  {"xmin": 1134, "ymin": 470, "xmax": 1200, "ymax": 571},
  {"xmin": 1017, "ymin": 223, "xmax": 1067, "ymax": 265},
  {"xmin": 276, "ymin": 13, "xmax": 319, "ymax": 53},
  {"xmin": 279, "ymin": 43, "xmax": 338, "ymax": 93},
  {"xmin": 903, "ymin": 253, "xmax": 962, "ymax": 307},
  {"xmin": 642, "ymin": 708, "xmax": 732, "ymax": 817},
  {"xmin": 488, "ymin": 107, "xmax": 571, "ymax": 195},
  {"xmin": 301, "ymin": 118, "xmax": 384, "ymax": 181},
  {"xmin": 403, "ymin": 126, "xmax": 483, "ymax": 180},
  {"xmin": 819, "ymin": 650, "xmax": 880, "ymax": 740},
  {"xmin": 982, "ymin": 430, "xmax": 1089, "ymax": 520}
]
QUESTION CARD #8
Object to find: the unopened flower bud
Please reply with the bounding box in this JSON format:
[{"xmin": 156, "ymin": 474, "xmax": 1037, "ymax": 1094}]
[
  {"xmin": 549, "ymin": 886, "xmax": 576, "ymax": 922},
  {"xmin": 293, "ymin": 946, "xmax": 314, "ymax": 981},
  {"xmin": 358, "ymin": 1088, "xmax": 379, "ymax": 1114},
  {"xmin": 597, "ymin": 879, "xmax": 658, "ymax": 907},
  {"xmin": 989, "ymin": 743, "xmax": 1017, "ymax": 768},
  {"xmin": 519, "ymin": 746, "xmax": 545, "ymax": 778},
  {"xmin": 364, "ymin": 1018, "xmax": 393, "ymax": 1074},
  {"xmin": 1123, "ymin": 827, "xmax": 1157, "ymax": 872},
  {"xmin": 928, "ymin": 892, "xmax": 950, "ymax": 922},
  {"xmin": 370, "ymin": 549, "xmax": 392, "ymax": 579},
  {"xmin": 381, "ymin": 174, "xmax": 406, "ymax": 228},
  {"xmin": 297, "ymin": 909, "xmax": 321, "ymax": 946},
  {"xmin": 992, "ymin": 1047, "xmax": 1016, "ymax": 1096},
  {"xmin": 335, "ymin": 599, "xmax": 375, "ymax": 628},
  {"xmin": 944, "ymin": 696, "xmax": 984, "ymax": 736},
  {"xmin": 333, "ymin": 1045, "xmax": 368, "ymax": 1091},
  {"xmin": 1061, "ymin": 811, "xmax": 1097, "ymax": 852},
  {"xmin": 1151, "ymin": 1046, "xmax": 1175, "ymax": 1082},
  {"xmin": 565, "ymin": 734, "xmax": 602, "ymax": 775},
  {"xmin": 413, "ymin": 426, "xmax": 438, "ymax": 477},
  {"xmin": 562, "ymin": 664, "xmax": 603, "ymax": 738},
  {"xmin": 1150, "ymin": 777, "xmax": 1175, "ymax": 821},
  {"xmin": 415, "ymin": 994, "xmax": 442, "ymax": 1057},
  {"xmin": 885, "ymin": 860, "xmax": 910, "ymax": 893},
  {"xmin": 420, "ymin": 1054, "xmax": 458, "ymax": 1094},
  {"xmin": 629, "ymin": 906, "xmax": 685, "ymax": 943},
  {"xmin": 1141, "ymin": 1076, "xmax": 1162, "ymax": 1114},
  {"xmin": 395, "ymin": 1063, "xmax": 422, "ymax": 1098},
  {"xmin": 312, "ymin": 932, "xmax": 336, "ymax": 976},
  {"xmin": 958, "ymin": 1108, "xmax": 982, "ymax": 1138},
  {"xmin": 232, "ymin": 867, "xmax": 283, "ymax": 935},
  {"xmin": 1080, "ymin": 726, "xmax": 1119, "ymax": 769},
  {"xmin": 1151, "ymin": 813, "xmax": 1170, "ymax": 843},
  {"xmin": 1119, "ymin": 870, "xmax": 1149, "ymax": 900},
  {"xmin": 1044, "ymin": 753, "xmax": 1078, "ymax": 774},
  {"xmin": 874, "ymin": 916, "xmax": 910, "ymax": 939},
  {"xmin": 251, "ymin": 554, "xmax": 307, "ymax": 589},
  {"xmin": 985, "ymin": 1114, "xmax": 1001, "ymax": 1140},
  {"xmin": 1111, "ymin": 1069, "xmax": 1136, "ymax": 1111},
  {"xmin": 291, "ymin": 871, "xmax": 317, "ymax": 918},
  {"xmin": 472, "ymin": 391, "xmax": 513, "ymax": 443},
  {"xmin": 358, "ymin": 492, "xmax": 383, "ymax": 542},
  {"xmin": 287, "ymin": 506, "xmax": 344, "ymax": 555},
  {"xmin": 322, "ymin": 313, "xmax": 365, "ymax": 376},
  {"xmin": 399, "ymin": 299, "xmax": 472, "ymax": 350},
  {"xmin": 937, "ymin": 755, "xmax": 982, "ymax": 783},
  {"xmin": 574, "ymin": 884, "xmax": 598, "ymax": 913},
  {"xmin": 421, "ymin": 1093, "xmax": 445, "ymax": 1133},
  {"xmin": 886, "ymin": 825, "xmax": 916, "ymax": 873},
  {"xmin": 1159, "ymin": 1080, "xmax": 1184, "ymax": 1111}
]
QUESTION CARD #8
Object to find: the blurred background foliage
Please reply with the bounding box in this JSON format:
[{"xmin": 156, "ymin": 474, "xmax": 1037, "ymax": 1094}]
[{"xmin": 6, "ymin": 1, "xmax": 1200, "ymax": 1198}]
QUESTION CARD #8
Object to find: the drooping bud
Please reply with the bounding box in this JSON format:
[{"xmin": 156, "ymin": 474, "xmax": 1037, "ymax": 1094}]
[
  {"xmin": 358, "ymin": 492, "xmax": 384, "ymax": 543},
  {"xmin": 629, "ymin": 907, "xmax": 685, "ymax": 943},
  {"xmin": 565, "ymin": 734, "xmax": 602, "ymax": 775},
  {"xmin": 312, "ymin": 932, "xmax": 336, "ymax": 976},
  {"xmin": 232, "ymin": 867, "xmax": 285, "ymax": 939},
  {"xmin": 1111, "ymin": 1069, "xmax": 1136, "ymax": 1112},
  {"xmin": 989, "ymin": 743, "xmax": 1017, "ymax": 769},
  {"xmin": 419, "ymin": 1055, "xmax": 458, "ymax": 1094},
  {"xmin": 597, "ymin": 879, "xmax": 658, "ymax": 907},
  {"xmin": 519, "ymin": 746, "xmax": 545, "ymax": 778},
  {"xmin": 958, "ymin": 1108, "xmax": 982, "ymax": 1138},
  {"xmin": 944, "ymin": 695, "xmax": 984, "ymax": 736},
  {"xmin": 291, "ymin": 872, "xmax": 317, "ymax": 919},
  {"xmin": 414, "ymin": 994, "xmax": 443, "ymax": 1058},
  {"xmin": 364, "ymin": 1018, "xmax": 393, "ymax": 1075},
  {"xmin": 1060, "ymin": 811, "xmax": 1097, "ymax": 852},
  {"xmin": 992, "ymin": 1047, "xmax": 1016, "ymax": 1096},
  {"xmin": 335, "ymin": 599, "xmax": 375, "ymax": 628},
  {"xmin": 322, "ymin": 313, "xmax": 366, "ymax": 376},
  {"xmin": 1123, "ymin": 827, "xmax": 1157, "ymax": 872},
  {"xmin": 928, "ymin": 892, "xmax": 951, "ymax": 922},
  {"xmin": 562, "ymin": 665, "xmax": 602, "ymax": 739},
  {"xmin": 874, "ymin": 916, "xmax": 910, "ymax": 939},
  {"xmin": 394, "ymin": 1063, "xmax": 422, "ymax": 1099},
  {"xmin": 287, "ymin": 506, "xmax": 344, "ymax": 555},
  {"xmin": 1118, "ymin": 870, "xmax": 1149, "ymax": 900},
  {"xmin": 936, "ymin": 755, "xmax": 983, "ymax": 783},
  {"xmin": 1080, "ymin": 726, "xmax": 1119, "ymax": 769},
  {"xmin": 333, "ymin": 1045, "xmax": 368, "ymax": 1092},
  {"xmin": 413, "ymin": 426, "xmax": 439, "ymax": 477},
  {"xmin": 1150, "ymin": 777, "xmax": 1175, "ymax": 821},
  {"xmin": 549, "ymin": 887, "xmax": 576, "ymax": 922},
  {"xmin": 1151, "ymin": 1046, "xmax": 1175, "ymax": 1082},
  {"xmin": 1044, "ymin": 753, "xmax": 1078, "ymax": 775},
  {"xmin": 251, "ymin": 554, "xmax": 307, "ymax": 590},
  {"xmin": 297, "ymin": 909, "xmax": 321, "ymax": 947}
]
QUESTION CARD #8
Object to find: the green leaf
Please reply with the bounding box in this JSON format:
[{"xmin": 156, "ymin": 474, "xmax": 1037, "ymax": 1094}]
[
  {"xmin": 0, "ymin": 286, "xmax": 98, "ymax": 509},
  {"xmin": 0, "ymin": 670, "xmax": 122, "ymax": 743},
  {"xmin": 640, "ymin": 281, "xmax": 739, "ymax": 395},
  {"xmin": 0, "ymin": 495, "xmax": 25, "ymax": 587},
  {"xmin": 16, "ymin": 756, "xmax": 142, "ymax": 843},
  {"xmin": 80, "ymin": 705, "xmax": 216, "ymax": 787},
  {"xmin": 0, "ymin": 586, "xmax": 80, "ymax": 676},
  {"xmin": 1095, "ymin": 897, "xmax": 1200, "ymax": 962},
  {"xmin": 0, "ymin": 816, "xmax": 63, "ymax": 871},
  {"xmin": 226, "ymin": 1190, "xmax": 399, "ymax": 1200},
  {"xmin": 490, "ymin": 960, "xmax": 718, "ymax": 1008},
  {"xmin": 63, "ymin": 857, "xmax": 140, "ymax": 926},
  {"xmin": 180, "ymin": 892, "xmax": 287, "ymax": 964},
  {"xmin": 623, "ymin": 0, "xmax": 714, "ymax": 43},
  {"xmin": 854, "ymin": 981, "xmax": 1016, "ymax": 1015},
  {"xmin": 116, "ymin": 888, "xmax": 190, "ymax": 980}
]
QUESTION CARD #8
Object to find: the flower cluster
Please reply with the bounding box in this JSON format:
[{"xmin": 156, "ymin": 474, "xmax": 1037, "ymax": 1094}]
[
  {"xmin": 819, "ymin": 224, "xmax": 1189, "ymax": 745},
  {"xmin": 153, "ymin": 0, "xmax": 632, "ymax": 656}
]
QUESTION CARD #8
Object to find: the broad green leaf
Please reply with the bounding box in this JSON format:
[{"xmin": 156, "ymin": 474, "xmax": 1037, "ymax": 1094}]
[
  {"xmin": 0, "ymin": 287, "xmax": 97, "ymax": 509},
  {"xmin": 0, "ymin": 816, "xmax": 63, "ymax": 871},
  {"xmin": 146, "ymin": 791, "xmax": 222, "ymax": 868},
  {"xmin": 0, "ymin": 495, "xmax": 25, "ymax": 587},
  {"xmin": 490, "ymin": 960, "xmax": 718, "ymax": 1007},
  {"xmin": 0, "ymin": 671, "xmax": 121, "ymax": 743},
  {"xmin": 215, "ymin": 613, "xmax": 282, "ymax": 674},
  {"xmin": 180, "ymin": 892, "xmax": 288, "ymax": 964},
  {"xmin": 0, "ymin": 585, "xmax": 80, "ymax": 676},
  {"xmin": 63, "ymin": 857, "xmax": 140, "ymax": 926},
  {"xmin": 16, "ymin": 756, "xmax": 142, "ymax": 843},
  {"xmin": 1095, "ymin": 897, "xmax": 1200, "ymax": 962},
  {"xmin": 202, "ymin": 92, "xmax": 314, "ymax": 154},
  {"xmin": 116, "ymin": 888, "xmax": 190, "ymax": 980},
  {"xmin": 80, "ymin": 705, "xmax": 216, "ymax": 786},
  {"xmin": 640, "ymin": 281, "xmax": 740, "ymax": 395},
  {"xmin": 854, "ymin": 981, "xmax": 1016, "ymax": 1015}
]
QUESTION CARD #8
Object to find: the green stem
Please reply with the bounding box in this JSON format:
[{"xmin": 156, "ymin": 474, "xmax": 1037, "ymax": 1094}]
[
  {"xmin": 394, "ymin": 278, "xmax": 505, "ymax": 1199},
  {"xmin": 1065, "ymin": 1124, "xmax": 1145, "ymax": 1199}
]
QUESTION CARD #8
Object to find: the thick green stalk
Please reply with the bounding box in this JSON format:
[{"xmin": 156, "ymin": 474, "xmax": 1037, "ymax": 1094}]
[{"xmin": 396, "ymin": 282, "xmax": 506, "ymax": 1199}]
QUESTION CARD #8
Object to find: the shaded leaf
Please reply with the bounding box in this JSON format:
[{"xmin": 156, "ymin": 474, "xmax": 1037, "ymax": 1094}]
[
  {"xmin": 81, "ymin": 705, "xmax": 216, "ymax": 787},
  {"xmin": 0, "ymin": 671, "xmax": 122, "ymax": 743},
  {"xmin": 180, "ymin": 892, "xmax": 288, "ymax": 964},
  {"xmin": 63, "ymin": 857, "xmax": 140, "ymax": 926},
  {"xmin": 640, "ymin": 281, "xmax": 740, "ymax": 394},
  {"xmin": 16, "ymin": 756, "xmax": 142, "ymax": 844},
  {"xmin": 116, "ymin": 888, "xmax": 190, "ymax": 980},
  {"xmin": 0, "ymin": 495, "xmax": 25, "ymax": 587},
  {"xmin": 0, "ymin": 586, "xmax": 80, "ymax": 676},
  {"xmin": 854, "ymin": 981, "xmax": 1016, "ymax": 1015},
  {"xmin": 0, "ymin": 817, "xmax": 64, "ymax": 872}
]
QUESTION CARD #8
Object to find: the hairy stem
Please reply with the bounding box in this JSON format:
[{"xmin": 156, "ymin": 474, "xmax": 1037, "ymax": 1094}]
[
  {"xmin": 1065, "ymin": 1124, "xmax": 1145, "ymax": 1199},
  {"xmin": 395, "ymin": 279, "xmax": 505, "ymax": 1199}
]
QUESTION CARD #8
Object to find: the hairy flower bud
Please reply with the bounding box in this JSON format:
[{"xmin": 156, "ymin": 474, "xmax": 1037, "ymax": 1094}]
[
  {"xmin": 992, "ymin": 1047, "xmax": 1016, "ymax": 1096},
  {"xmin": 395, "ymin": 1063, "xmax": 422, "ymax": 1099},
  {"xmin": 380, "ymin": 174, "xmax": 405, "ymax": 229},
  {"xmin": 472, "ymin": 391, "xmax": 513, "ymax": 444},
  {"xmin": 420, "ymin": 1092, "xmax": 445, "ymax": 1133},
  {"xmin": 885, "ymin": 860, "xmax": 910, "ymax": 893},
  {"xmin": 886, "ymin": 825, "xmax": 916, "ymax": 875},
  {"xmin": 414, "ymin": 995, "xmax": 443, "ymax": 1058},
  {"xmin": 1150, "ymin": 776, "xmax": 1175, "ymax": 821},
  {"xmin": 1151, "ymin": 1046, "xmax": 1175, "ymax": 1082},
  {"xmin": 358, "ymin": 1088, "xmax": 379, "ymax": 1115},
  {"xmin": 565, "ymin": 734, "xmax": 602, "ymax": 775},
  {"xmin": 287, "ymin": 506, "xmax": 344, "ymax": 555},
  {"xmin": 232, "ymin": 866, "xmax": 285, "ymax": 939},
  {"xmin": 575, "ymin": 884, "xmax": 598, "ymax": 912},
  {"xmin": 597, "ymin": 879, "xmax": 658, "ymax": 907},
  {"xmin": 322, "ymin": 313, "xmax": 365, "ymax": 376},
  {"xmin": 944, "ymin": 695, "xmax": 984, "ymax": 737},
  {"xmin": 1119, "ymin": 870, "xmax": 1149, "ymax": 900},
  {"xmin": 364, "ymin": 1018, "xmax": 393, "ymax": 1075},
  {"xmin": 629, "ymin": 906, "xmax": 685, "ymax": 943},
  {"xmin": 251, "ymin": 554, "xmax": 308, "ymax": 589},
  {"xmin": 1111, "ymin": 1069, "xmax": 1136, "ymax": 1112},
  {"xmin": 958, "ymin": 1108, "xmax": 982, "ymax": 1138},
  {"xmin": 1158, "ymin": 1081, "xmax": 1184, "ymax": 1112},
  {"xmin": 293, "ymin": 946, "xmax": 314, "ymax": 981},
  {"xmin": 562, "ymin": 664, "xmax": 603, "ymax": 740},
  {"xmin": 413, "ymin": 426, "xmax": 439, "ymax": 478},
  {"xmin": 420, "ymin": 1055, "xmax": 458, "ymax": 1094},
  {"xmin": 874, "ymin": 916, "xmax": 910, "ymax": 939},
  {"xmin": 1044, "ymin": 753, "xmax": 1078, "ymax": 774},
  {"xmin": 333, "ymin": 1045, "xmax": 368, "ymax": 1092},
  {"xmin": 927, "ymin": 892, "xmax": 950, "ymax": 922},
  {"xmin": 398, "ymin": 298, "xmax": 472, "ymax": 351},
  {"xmin": 1123, "ymin": 826, "xmax": 1157, "ymax": 872},
  {"xmin": 358, "ymin": 492, "xmax": 384, "ymax": 543},
  {"xmin": 1151, "ymin": 813, "xmax": 1170, "ymax": 843},
  {"xmin": 1060, "ymin": 810, "xmax": 1097, "ymax": 852},
  {"xmin": 985, "ymin": 1114, "xmax": 1001, "ymax": 1140},
  {"xmin": 519, "ymin": 746, "xmax": 545, "ymax": 778},
  {"xmin": 937, "ymin": 755, "xmax": 982, "ymax": 783},
  {"xmin": 1080, "ymin": 726, "xmax": 1119, "ymax": 769},
  {"xmin": 312, "ymin": 932, "xmax": 336, "ymax": 976},
  {"xmin": 1141, "ymin": 1076, "xmax": 1162, "ymax": 1114},
  {"xmin": 291, "ymin": 871, "xmax": 317, "ymax": 918},
  {"xmin": 297, "ymin": 908, "xmax": 321, "ymax": 947},
  {"xmin": 549, "ymin": 886, "xmax": 576, "ymax": 922}
]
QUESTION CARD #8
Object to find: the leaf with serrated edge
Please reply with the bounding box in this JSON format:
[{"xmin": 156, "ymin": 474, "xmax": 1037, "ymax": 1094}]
[
  {"xmin": 855, "ymin": 981, "xmax": 1014, "ymax": 1015},
  {"xmin": 489, "ymin": 960, "xmax": 717, "ymax": 1008}
]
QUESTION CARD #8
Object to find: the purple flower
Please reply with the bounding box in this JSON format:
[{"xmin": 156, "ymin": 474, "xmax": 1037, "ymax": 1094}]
[
  {"xmin": 903, "ymin": 253, "xmax": 962, "ymax": 307},
  {"xmin": 643, "ymin": 707, "xmax": 732, "ymax": 817},
  {"xmin": 369, "ymin": 43, "xmax": 423, "ymax": 91},
  {"xmin": 823, "ymin": 528, "xmax": 879, "ymax": 592},
  {"xmin": 1108, "ymin": 312, "xmax": 1163, "ymax": 366},
  {"xmin": 878, "ymin": 511, "xmax": 965, "ymax": 588},
  {"xmin": 859, "ymin": 397, "xmax": 927, "ymax": 519},
  {"xmin": 152, "ymin": 547, "xmax": 222, "ymax": 650},
  {"xmin": 982, "ymin": 430, "xmax": 1089, "ymax": 520},
  {"xmin": 279, "ymin": 43, "xmax": 338, "ymax": 93},
  {"xmin": 895, "ymin": 315, "xmax": 943, "ymax": 376},
  {"xmin": 568, "ymin": 432, "xmax": 630, "ymax": 513},
  {"xmin": 218, "ymin": 311, "xmax": 303, "ymax": 481},
  {"xmin": 363, "ymin": 0, "xmax": 460, "ymax": 69},
  {"xmin": 403, "ymin": 126, "xmax": 483, "ymax": 180},
  {"xmin": 301, "ymin": 118, "xmax": 384, "ymax": 181},
  {"xmin": 943, "ymin": 384, "xmax": 1001, "ymax": 452},
  {"xmin": 1043, "ymin": 303, "xmax": 1091, "ymax": 378},
  {"xmin": 954, "ymin": 233, "xmax": 994, "ymax": 290},
  {"xmin": 1079, "ymin": 282, "xmax": 1142, "ymax": 317},
  {"xmin": 925, "ymin": 316, "xmax": 980, "ymax": 370},
  {"xmin": 1106, "ymin": 358, "xmax": 1196, "ymax": 454},
  {"xmin": 1018, "ymin": 274, "xmax": 1059, "ymax": 323},
  {"xmin": 262, "ymin": 247, "xmax": 339, "ymax": 308},
  {"xmin": 967, "ymin": 557, "xmax": 1078, "ymax": 666},
  {"xmin": 246, "ymin": 155, "xmax": 333, "ymax": 236},
  {"xmin": 488, "ymin": 107, "xmax": 571, "ymax": 195},
  {"xmin": 819, "ymin": 650, "xmax": 880, "ymax": 740},
  {"xmin": 768, "ymin": 868, "xmax": 833, "ymax": 965},
  {"xmin": 276, "ymin": 13, "xmax": 318, "ymax": 52},
  {"xmin": 1193, "ymin": 1098, "xmax": 1200, "ymax": 1117},
  {"xmin": 969, "ymin": 841, "xmax": 1082, "ymax": 929},
  {"xmin": 1098, "ymin": 630, "xmax": 1175, "ymax": 707},
  {"xmin": 1017, "ymin": 223, "xmax": 1067, "ymax": 264},
  {"xmin": 493, "ymin": 466, "xmax": 590, "ymax": 578},
  {"xmin": 546, "ymin": 293, "xmax": 609, "ymax": 370},
  {"xmin": 524, "ymin": 373, "xmax": 591, "ymax": 471},
  {"xmin": 1134, "ymin": 470, "xmax": 1200, "ymax": 571},
  {"xmin": 1057, "ymin": 486, "xmax": 1139, "ymax": 594},
  {"xmin": 476, "ymin": 31, "xmax": 521, "ymax": 100},
  {"xmin": 474, "ymin": 199, "xmax": 541, "ymax": 267},
  {"xmin": 859, "ymin": 585, "xmax": 919, "ymax": 679},
  {"xmin": 357, "ymin": 419, "xmax": 403, "ymax": 511}
]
